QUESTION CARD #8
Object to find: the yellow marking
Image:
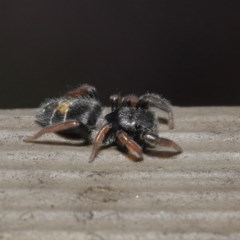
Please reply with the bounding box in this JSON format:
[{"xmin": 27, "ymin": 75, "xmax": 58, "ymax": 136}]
[{"xmin": 56, "ymin": 102, "xmax": 70, "ymax": 115}]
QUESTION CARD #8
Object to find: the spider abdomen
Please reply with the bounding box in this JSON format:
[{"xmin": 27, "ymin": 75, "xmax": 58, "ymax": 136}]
[{"xmin": 36, "ymin": 97, "xmax": 102, "ymax": 133}]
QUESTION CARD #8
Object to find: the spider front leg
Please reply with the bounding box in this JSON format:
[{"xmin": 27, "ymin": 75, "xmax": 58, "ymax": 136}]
[
  {"xmin": 24, "ymin": 120, "xmax": 80, "ymax": 142},
  {"xmin": 141, "ymin": 132, "xmax": 182, "ymax": 153},
  {"xmin": 116, "ymin": 130, "xmax": 143, "ymax": 160},
  {"xmin": 137, "ymin": 93, "xmax": 174, "ymax": 129}
]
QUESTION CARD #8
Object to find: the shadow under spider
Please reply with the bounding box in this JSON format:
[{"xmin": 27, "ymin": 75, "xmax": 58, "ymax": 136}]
[
  {"xmin": 144, "ymin": 149, "xmax": 181, "ymax": 158},
  {"xmin": 117, "ymin": 145, "xmax": 180, "ymax": 162},
  {"xmin": 158, "ymin": 117, "xmax": 169, "ymax": 125},
  {"xmin": 26, "ymin": 139, "xmax": 180, "ymax": 160},
  {"xmin": 27, "ymin": 139, "xmax": 89, "ymax": 147}
]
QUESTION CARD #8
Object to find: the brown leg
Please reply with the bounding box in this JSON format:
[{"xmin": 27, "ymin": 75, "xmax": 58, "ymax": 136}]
[
  {"xmin": 116, "ymin": 130, "xmax": 143, "ymax": 160},
  {"xmin": 142, "ymin": 133, "xmax": 182, "ymax": 153},
  {"xmin": 110, "ymin": 94, "xmax": 139, "ymax": 111},
  {"xmin": 65, "ymin": 84, "xmax": 96, "ymax": 98},
  {"xmin": 89, "ymin": 123, "xmax": 112, "ymax": 163},
  {"xmin": 110, "ymin": 94, "xmax": 122, "ymax": 111},
  {"xmin": 24, "ymin": 120, "xmax": 80, "ymax": 142},
  {"xmin": 122, "ymin": 94, "xmax": 139, "ymax": 107}
]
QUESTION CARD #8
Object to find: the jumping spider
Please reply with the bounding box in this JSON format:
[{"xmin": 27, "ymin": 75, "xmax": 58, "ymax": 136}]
[{"xmin": 25, "ymin": 84, "xmax": 182, "ymax": 162}]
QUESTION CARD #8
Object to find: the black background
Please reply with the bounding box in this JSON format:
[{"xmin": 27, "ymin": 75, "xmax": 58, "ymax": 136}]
[{"xmin": 1, "ymin": 1, "xmax": 240, "ymax": 108}]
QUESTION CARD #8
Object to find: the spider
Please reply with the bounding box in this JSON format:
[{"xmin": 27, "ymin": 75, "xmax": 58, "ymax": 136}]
[
  {"xmin": 89, "ymin": 92, "xmax": 182, "ymax": 162},
  {"xmin": 24, "ymin": 84, "xmax": 102, "ymax": 144},
  {"xmin": 25, "ymin": 84, "xmax": 182, "ymax": 162}
]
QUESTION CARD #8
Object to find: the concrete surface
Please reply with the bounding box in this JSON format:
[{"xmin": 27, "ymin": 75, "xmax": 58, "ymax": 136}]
[{"xmin": 0, "ymin": 107, "xmax": 240, "ymax": 240}]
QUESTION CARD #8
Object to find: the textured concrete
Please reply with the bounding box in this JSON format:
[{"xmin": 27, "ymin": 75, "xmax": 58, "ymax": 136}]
[{"xmin": 0, "ymin": 107, "xmax": 240, "ymax": 240}]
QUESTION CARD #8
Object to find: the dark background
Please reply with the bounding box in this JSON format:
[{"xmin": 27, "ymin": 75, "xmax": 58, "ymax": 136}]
[{"xmin": 1, "ymin": 0, "xmax": 240, "ymax": 108}]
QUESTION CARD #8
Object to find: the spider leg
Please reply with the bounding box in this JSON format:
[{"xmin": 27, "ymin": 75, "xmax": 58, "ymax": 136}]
[
  {"xmin": 142, "ymin": 132, "xmax": 182, "ymax": 153},
  {"xmin": 110, "ymin": 94, "xmax": 122, "ymax": 111},
  {"xmin": 122, "ymin": 94, "xmax": 139, "ymax": 107},
  {"xmin": 24, "ymin": 120, "xmax": 80, "ymax": 142},
  {"xmin": 110, "ymin": 94, "xmax": 139, "ymax": 111},
  {"xmin": 89, "ymin": 123, "xmax": 112, "ymax": 163},
  {"xmin": 116, "ymin": 130, "xmax": 143, "ymax": 160},
  {"xmin": 65, "ymin": 84, "xmax": 97, "ymax": 98},
  {"xmin": 137, "ymin": 93, "xmax": 174, "ymax": 129}
]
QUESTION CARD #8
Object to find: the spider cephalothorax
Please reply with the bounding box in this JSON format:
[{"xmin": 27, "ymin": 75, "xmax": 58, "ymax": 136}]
[{"xmin": 89, "ymin": 93, "xmax": 182, "ymax": 162}]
